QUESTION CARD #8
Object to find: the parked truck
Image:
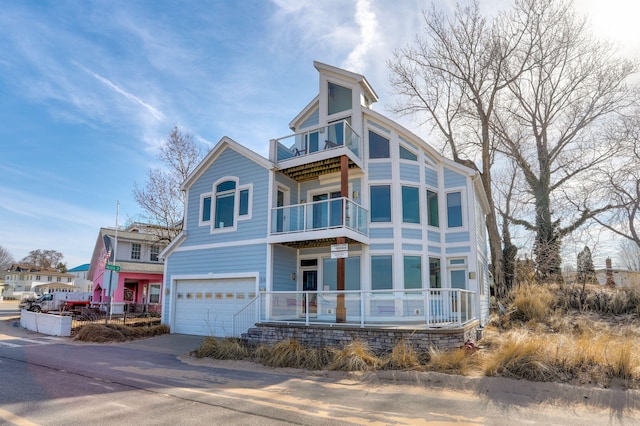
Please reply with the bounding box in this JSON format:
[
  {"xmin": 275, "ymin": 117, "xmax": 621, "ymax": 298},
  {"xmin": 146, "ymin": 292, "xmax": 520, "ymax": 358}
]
[{"xmin": 19, "ymin": 292, "xmax": 92, "ymax": 313}]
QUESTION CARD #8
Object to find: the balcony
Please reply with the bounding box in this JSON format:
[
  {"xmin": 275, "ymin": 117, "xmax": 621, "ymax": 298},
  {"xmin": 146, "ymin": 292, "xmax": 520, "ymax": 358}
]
[
  {"xmin": 268, "ymin": 197, "xmax": 369, "ymax": 247},
  {"xmin": 270, "ymin": 121, "xmax": 363, "ymax": 182}
]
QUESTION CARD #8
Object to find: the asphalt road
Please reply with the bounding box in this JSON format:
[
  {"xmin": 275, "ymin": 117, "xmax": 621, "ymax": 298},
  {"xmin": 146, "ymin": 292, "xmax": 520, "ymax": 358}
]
[{"xmin": 1, "ymin": 300, "xmax": 639, "ymax": 425}]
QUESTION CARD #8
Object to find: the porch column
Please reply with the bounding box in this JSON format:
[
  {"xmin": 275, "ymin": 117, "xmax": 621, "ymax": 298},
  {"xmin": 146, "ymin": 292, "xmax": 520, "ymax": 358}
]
[{"xmin": 336, "ymin": 155, "xmax": 348, "ymax": 323}]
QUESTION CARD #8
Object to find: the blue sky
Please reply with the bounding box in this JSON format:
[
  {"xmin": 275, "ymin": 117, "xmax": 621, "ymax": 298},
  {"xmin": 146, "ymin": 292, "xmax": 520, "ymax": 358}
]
[{"xmin": 0, "ymin": 0, "xmax": 638, "ymax": 269}]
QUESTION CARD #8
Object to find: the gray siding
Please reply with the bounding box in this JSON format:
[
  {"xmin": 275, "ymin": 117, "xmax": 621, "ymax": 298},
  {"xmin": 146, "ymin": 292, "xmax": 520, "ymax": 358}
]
[
  {"xmin": 402, "ymin": 228, "xmax": 422, "ymax": 240},
  {"xmin": 402, "ymin": 243, "xmax": 422, "ymax": 251},
  {"xmin": 444, "ymin": 168, "xmax": 466, "ymax": 188},
  {"xmin": 370, "ymin": 228, "xmax": 393, "ymax": 239},
  {"xmin": 399, "ymin": 163, "xmax": 420, "ymax": 182},
  {"xmin": 300, "ymin": 107, "xmax": 319, "ymax": 129},
  {"xmin": 427, "ymin": 230, "xmax": 441, "ymax": 243},
  {"xmin": 368, "ymin": 162, "xmax": 392, "ymax": 180},
  {"xmin": 425, "ymin": 168, "xmax": 438, "ymax": 188},
  {"xmin": 445, "ymin": 231, "xmax": 470, "ymax": 243},
  {"xmin": 272, "ymin": 245, "xmax": 297, "ymax": 291}
]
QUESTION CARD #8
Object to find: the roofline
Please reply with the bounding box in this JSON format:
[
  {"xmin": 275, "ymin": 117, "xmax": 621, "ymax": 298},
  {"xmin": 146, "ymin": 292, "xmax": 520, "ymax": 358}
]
[
  {"xmin": 313, "ymin": 61, "xmax": 379, "ymax": 103},
  {"xmin": 181, "ymin": 136, "xmax": 275, "ymax": 190},
  {"xmin": 289, "ymin": 95, "xmax": 319, "ymax": 131}
]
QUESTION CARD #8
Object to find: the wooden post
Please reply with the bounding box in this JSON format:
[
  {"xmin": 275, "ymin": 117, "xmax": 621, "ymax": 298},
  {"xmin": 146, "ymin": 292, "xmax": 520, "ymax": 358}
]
[{"xmin": 336, "ymin": 155, "xmax": 348, "ymax": 323}]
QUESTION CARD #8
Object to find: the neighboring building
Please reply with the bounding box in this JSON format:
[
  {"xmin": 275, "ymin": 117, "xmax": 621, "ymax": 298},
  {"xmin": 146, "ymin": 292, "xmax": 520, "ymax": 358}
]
[
  {"xmin": 87, "ymin": 223, "xmax": 168, "ymax": 313},
  {"xmin": 162, "ymin": 62, "xmax": 490, "ymax": 339},
  {"xmin": 67, "ymin": 264, "xmax": 93, "ymax": 292},
  {"xmin": 3, "ymin": 264, "xmax": 76, "ymax": 299}
]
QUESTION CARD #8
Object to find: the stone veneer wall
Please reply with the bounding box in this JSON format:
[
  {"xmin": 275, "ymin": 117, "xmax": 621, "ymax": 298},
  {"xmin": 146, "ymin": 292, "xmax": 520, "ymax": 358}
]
[{"xmin": 242, "ymin": 321, "xmax": 481, "ymax": 352}]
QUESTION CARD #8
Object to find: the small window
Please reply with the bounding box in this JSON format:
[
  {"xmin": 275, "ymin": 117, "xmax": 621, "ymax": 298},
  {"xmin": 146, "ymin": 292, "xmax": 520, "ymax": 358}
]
[
  {"xmin": 427, "ymin": 190, "xmax": 439, "ymax": 227},
  {"xmin": 371, "ymin": 255, "xmax": 392, "ymax": 290},
  {"xmin": 447, "ymin": 192, "xmax": 463, "ymax": 228},
  {"xmin": 150, "ymin": 246, "xmax": 160, "ymax": 262},
  {"xmin": 202, "ymin": 196, "xmax": 212, "ymax": 222},
  {"xmin": 300, "ymin": 259, "xmax": 318, "ymax": 267},
  {"xmin": 369, "ymin": 131, "xmax": 390, "ymax": 159},
  {"xmin": 399, "ymin": 145, "xmax": 418, "ymax": 161},
  {"xmin": 328, "ymin": 82, "xmax": 352, "ymax": 115},
  {"xmin": 239, "ymin": 189, "xmax": 249, "ymax": 216},
  {"xmin": 370, "ymin": 185, "xmax": 391, "ymax": 222},
  {"xmin": 131, "ymin": 243, "xmax": 141, "ymax": 260},
  {"xmin": 402, "ymin": 186, "xmax": 420, "ymax": 224}
]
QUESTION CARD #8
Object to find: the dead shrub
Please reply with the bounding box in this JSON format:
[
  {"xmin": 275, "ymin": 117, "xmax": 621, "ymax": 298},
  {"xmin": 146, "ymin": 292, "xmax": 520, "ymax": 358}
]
[
  {"xmin": 329, "ymin": 340, "xmax": 382, "ymax": 371},
  {"xmin": 190, "ymin": 337, "xmax": 249, "ymax": 360},
  {"xmin": 260, "ymin": 339, "xmax": 319, "ymax": 369},
  {"xmin": 382, "ymin": 339, "xmax": 422, "ymax": 371},
  {"xmin": 510, "ymin": 284, "xmax": 554, "ymax": 324}
]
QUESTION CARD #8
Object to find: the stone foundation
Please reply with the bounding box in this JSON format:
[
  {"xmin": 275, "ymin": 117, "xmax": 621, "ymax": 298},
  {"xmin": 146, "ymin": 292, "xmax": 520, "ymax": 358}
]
[{"xmin": 242, "ymin": 321, "xmax": 482, "ymax": 352}]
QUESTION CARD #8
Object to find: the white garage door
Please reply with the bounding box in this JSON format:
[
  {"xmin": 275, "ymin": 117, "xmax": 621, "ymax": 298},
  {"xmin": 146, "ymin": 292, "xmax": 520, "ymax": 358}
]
[{"xmin": 173, "ymin": 278, "xmax": 256, "ymax": 337}]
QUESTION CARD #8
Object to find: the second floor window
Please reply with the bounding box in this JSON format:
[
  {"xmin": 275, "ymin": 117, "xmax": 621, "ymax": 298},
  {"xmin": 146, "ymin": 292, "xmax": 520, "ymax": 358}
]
[
  {"xmin": 370, "ymin": 185, "xmax": 391, "ymax": 222},
  {"xmin": 215, "ymin": 181, "xmax": 236, "ymax": 229},
  {"xmin": 131, "ymin": 243, "xmax": 141, "ymax": 260},
  {"xmin": 447, "ymin": 192, "xmax": 463, "ymax": 228},
  {"xmin": 150, "ymin": 246, "xmax": 160, "ymax": 262}
]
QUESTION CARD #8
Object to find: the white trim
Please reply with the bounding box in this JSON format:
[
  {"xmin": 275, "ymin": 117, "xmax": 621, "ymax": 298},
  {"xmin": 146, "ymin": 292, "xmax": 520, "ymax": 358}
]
[{"xmin": 173, "ymin": 238, "xmax": 268, "ymax": 252}]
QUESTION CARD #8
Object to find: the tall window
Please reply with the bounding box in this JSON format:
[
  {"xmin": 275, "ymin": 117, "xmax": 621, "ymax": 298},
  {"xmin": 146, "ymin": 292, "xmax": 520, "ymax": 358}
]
[
  {"xmin": 404, "ymin": 256, "xmax": 422, "ymax": 289},
  {"xmin": 131, "ymin": 243, "xmax": 141, "ymax": 260},
  {"xmin": 427, "ymin": 190, "xmax": 439, "ymax": 227},
  {"xmin": 323, "ymin": 256, "xmax": 361, "ymax": 290},
  {"xmin": 150, "ymin": 245, "xmax": 160, "ymax": 262},
  {"xmin": 215, "ymin": 181, "xmax": 236, "ymax": 229},
  {"xmin": 429, "ymin": 257, "xmax": 441, "ymax": 288},
  {"xmin": 370, "ymin": 185, "xmax": 391, "ymax": 222},
  {"xmin": 402, "ymin": 186, "xmax": 420, "ymax": 224},
  {"xmin": 368, "ymin": 130, "xmax": 390, "ymax": 159},
  {"xmin": 371, "ymin": 255, "xmax": 393, "ymax": 290},
  {"xmin": 239, "ymin": 189, "xmax": 249, "ymax": 216},
  {"xmin": 149, "ymin": 284, "xmax": 161, "ymax": 304},
  {"xmin": 446, "ymin": 191, "xmax": 463, "ymax": 228},
  {"xmin": 201, "ymin": 196, "xmax": 212, "ymax": 222},
  {"xmin": 328, "ymin": 82, "xmax": 352, "ymax": 115}
]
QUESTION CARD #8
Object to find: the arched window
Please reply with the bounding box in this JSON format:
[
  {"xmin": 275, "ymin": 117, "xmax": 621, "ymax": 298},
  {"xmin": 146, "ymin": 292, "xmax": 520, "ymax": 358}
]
[{"xmin": 215, "ymin": 180, "xmax": 236, "ymax": 229}]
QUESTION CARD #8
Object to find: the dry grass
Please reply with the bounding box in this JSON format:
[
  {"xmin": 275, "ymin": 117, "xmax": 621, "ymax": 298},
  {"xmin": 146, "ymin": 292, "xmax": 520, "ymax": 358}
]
[
  {"xmin": 183, "ymin": 283, "xmax": 640, "ymax": 388},
  {"xmin": 329, "ymin": 340, "xmax": 382, "ymax": 371},
  {"xmin": 190, "ymin": 337, "xmax": 250, "ymax": 360},
  {"xmin": 74, "ymin": 323, "xmax": 169, "ymax": 342}
]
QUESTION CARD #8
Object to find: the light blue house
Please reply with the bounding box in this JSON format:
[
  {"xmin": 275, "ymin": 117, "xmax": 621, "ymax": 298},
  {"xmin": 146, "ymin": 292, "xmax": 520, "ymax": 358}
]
[{"xmin": 161, "ymin": 62, "xmax": 490, "ymax": 344}]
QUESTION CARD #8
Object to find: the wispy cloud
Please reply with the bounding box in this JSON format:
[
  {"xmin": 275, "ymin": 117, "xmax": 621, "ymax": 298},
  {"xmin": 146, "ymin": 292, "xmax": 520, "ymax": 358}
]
[
  {"xmin": 74, "ymin": 61, "xmax": 166, "ymax": 122},
  {"xmin": 341, "ymin": 0, "xmax": 380, "ymax": 73}
]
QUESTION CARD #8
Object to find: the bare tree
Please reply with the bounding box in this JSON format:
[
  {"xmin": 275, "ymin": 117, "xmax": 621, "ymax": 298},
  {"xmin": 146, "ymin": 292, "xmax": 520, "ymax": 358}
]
[
  {"xmin": 388, "ymin": 1, "xmax": 533, "ymax": 297},
  {"xmin": 21, "ymin": 249, "xmax": 64, "ymax": 271},
  {"xmin": 492, "ymin": 0, "xmax": 637, "ymax": 283},
  {"xmin": 617, "ymin": 239, "xmax": 640, "ymax": 271},
  {"xmin": 0, "ymin": 245, "xmax": 14, "ymax": 271},
  {"xmin": 133, "ymin": 127, "xmax": 204, "ymax": 242},
  {"xmin": 595, "ymin": 114, "xmax": 640, "ymax": 250}
]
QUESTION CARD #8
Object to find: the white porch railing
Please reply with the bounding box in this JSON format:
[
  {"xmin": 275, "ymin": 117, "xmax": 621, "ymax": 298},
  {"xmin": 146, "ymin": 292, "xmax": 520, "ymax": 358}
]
[
  {"xmin": 254, "ymin": 289, "xmax": 476, "ymax": 330},
  {"xmin": 271, "ymin": 197, "xmax": 368, "ymax": 236}
]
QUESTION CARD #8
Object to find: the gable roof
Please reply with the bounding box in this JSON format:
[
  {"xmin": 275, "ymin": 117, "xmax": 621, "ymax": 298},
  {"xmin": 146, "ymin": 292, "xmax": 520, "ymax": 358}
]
[{"xmin": 181, "ymin": 136, "xmax": 275, "ymax": 191}]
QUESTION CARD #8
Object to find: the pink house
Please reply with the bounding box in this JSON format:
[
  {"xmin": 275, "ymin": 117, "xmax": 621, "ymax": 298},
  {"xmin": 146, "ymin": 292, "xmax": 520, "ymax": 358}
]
[{"xmin": 87, "ymin": 223, "xmax": 169, "ymax": 313}]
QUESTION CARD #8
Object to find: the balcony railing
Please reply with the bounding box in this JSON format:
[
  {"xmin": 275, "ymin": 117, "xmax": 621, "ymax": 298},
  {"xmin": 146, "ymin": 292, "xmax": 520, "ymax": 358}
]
[
  {"xmin": 271, "ymin": 197, "xmax": 368, "ymax": 236},
  {"xmin": 274, "ymin": 120, "xmax": 360, "ymax": 162}
]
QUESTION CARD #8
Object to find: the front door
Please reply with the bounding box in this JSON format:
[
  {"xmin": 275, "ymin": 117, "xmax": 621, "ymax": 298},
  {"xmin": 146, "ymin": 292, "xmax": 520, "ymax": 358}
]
[{"xmin": 302, "ymin": 270, "xmax": 318, "ymax": 315}]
